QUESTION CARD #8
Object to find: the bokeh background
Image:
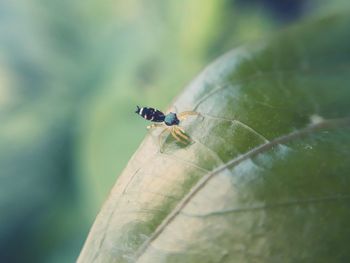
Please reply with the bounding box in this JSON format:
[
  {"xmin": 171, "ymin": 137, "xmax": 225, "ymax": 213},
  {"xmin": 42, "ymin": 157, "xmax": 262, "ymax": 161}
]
[{"xmin": 0, "ymin": 0, "xmax": 348, "ymax": 262}]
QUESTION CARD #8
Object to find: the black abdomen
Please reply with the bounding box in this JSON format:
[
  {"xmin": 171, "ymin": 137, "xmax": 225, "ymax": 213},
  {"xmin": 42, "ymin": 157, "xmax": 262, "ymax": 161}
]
[{"xmin": 136, "ymin": 106, "xmax": 165, "ymax": 122}]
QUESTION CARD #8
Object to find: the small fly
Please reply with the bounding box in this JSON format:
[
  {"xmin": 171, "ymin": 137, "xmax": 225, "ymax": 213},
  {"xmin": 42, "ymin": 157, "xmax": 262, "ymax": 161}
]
[{"xmin": 135, "ymin": 106, "xmax": 199, "ymax": 147}]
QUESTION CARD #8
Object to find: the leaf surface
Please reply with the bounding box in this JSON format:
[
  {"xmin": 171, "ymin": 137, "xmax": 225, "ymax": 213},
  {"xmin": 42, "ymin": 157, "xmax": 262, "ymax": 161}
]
[{"xmin": 79, "ymin": 14, "xmax": 350, "ymax": 263}]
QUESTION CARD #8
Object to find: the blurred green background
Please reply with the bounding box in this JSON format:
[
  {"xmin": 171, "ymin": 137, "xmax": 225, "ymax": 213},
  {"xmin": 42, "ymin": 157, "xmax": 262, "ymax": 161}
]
[{"xmin": 0, "ymin": 0, "xmax": 348, "ymax": 262}]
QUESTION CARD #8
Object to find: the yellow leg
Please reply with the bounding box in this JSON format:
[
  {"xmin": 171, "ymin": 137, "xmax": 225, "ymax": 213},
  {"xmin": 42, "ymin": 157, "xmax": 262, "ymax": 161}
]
[
  {"xmin": 173, "ymin": 126, "xmax": 190, "ymax": 141},
  {"xmin": 175, "ymin": 126, "xmax": 185, "ymax": 134},
  {"xmin": 147, "ymin": 123, "xmax": 164, "ymax": 129},
  {"xmin": 177, "ymin": 111, "xmax": 200, "ymax": 121},
  {"xmin": 158, "ymin": 127, "xmax": 170, "ymax": 151},
  {"xmin": 171, "ymin": 128, "xmax": 187, "ymax": 144}
]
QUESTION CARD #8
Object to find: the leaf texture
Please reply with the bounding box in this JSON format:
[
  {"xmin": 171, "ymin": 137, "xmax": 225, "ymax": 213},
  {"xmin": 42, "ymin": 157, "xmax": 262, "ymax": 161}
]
[{"xmin": 78, "ymin": 14, "xmax": 350, "ymax": 263}]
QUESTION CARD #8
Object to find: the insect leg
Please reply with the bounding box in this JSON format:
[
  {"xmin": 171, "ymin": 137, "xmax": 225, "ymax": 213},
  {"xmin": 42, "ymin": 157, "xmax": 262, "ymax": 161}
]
[
  {"xmin": 158, "ymin": 127, "xmax": 170, "ymax": 151},
  {"xmin": 147, "ymin": 123, "xmax": 165, "ymax": 129},
  {"xmin": 177, "ymin": 111, "xmax": 200, "ymax": 121},
  {"xmin": 171, "ymin": 127, "xmax": 187, "ymax": 144},
  {"xmin": 173, "ymin": 126, "xmax": 190, "ymax": 141}
]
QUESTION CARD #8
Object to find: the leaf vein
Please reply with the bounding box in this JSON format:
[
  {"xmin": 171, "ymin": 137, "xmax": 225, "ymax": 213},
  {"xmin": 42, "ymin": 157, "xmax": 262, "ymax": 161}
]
[
  {"xmin": 180, "ymin": 194, "xmax": 350, "ymax": 217},
  {"xmin": 135, "ymin": 117, "xmax": 350, "ymax": 259}
]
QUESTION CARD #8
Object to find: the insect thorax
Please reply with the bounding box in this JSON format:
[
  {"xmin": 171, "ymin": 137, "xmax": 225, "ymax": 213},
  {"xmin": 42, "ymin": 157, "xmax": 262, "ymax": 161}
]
[{"xmin": 164, "ymin": 113, "xmax": 179, "ymax": 126}]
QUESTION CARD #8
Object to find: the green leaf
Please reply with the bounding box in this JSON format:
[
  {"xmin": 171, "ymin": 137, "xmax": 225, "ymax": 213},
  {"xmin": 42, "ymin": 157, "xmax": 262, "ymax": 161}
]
[{"xmin": 78, "ymin": 14, "xmax": 350, "ymax": 263}]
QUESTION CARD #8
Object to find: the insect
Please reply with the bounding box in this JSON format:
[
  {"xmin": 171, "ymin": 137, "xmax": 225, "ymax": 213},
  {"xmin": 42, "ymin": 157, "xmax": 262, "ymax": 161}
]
[{"xmin": 135, "ymin": 106, "xmax": 199, "ymax": 148}]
